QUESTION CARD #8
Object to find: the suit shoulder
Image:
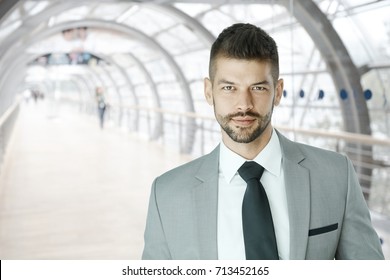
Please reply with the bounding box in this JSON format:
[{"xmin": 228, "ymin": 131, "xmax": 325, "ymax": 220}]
[
  {"xmin": 277, "ymin": 130, "xmax": 346, "ymax": 162},
  {"xmin": 159, "ymin": 154, "xmax": 206, "ymax": 178},
  {"xmin": 278, "ymin": 131, "xmax": 348, "ymax": 168},
  {"xmin": 292, "ymin": 140, "xmax": 350, "ymax": 174},
  {"xmin": 297, "ymin": 141, "xmax": 345, "ymax": 160},
  {"xmin": 155, "ymin": 147, "xmax": 218, "ymax": 187}
]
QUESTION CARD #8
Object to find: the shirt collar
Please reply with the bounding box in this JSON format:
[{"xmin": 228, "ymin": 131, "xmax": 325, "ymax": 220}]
[{"xmin": 219, "ymin": 129, "xmax": 282, "ymax": 183}]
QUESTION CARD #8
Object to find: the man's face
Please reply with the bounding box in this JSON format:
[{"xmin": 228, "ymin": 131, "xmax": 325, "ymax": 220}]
[{"xmin": 204, "ymin": 57, "xmax": 283, "ymax": 144}]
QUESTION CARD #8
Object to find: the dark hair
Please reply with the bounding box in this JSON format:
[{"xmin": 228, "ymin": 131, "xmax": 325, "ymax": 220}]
[{"xmin": 209, "ymin": 23, "xmax": 279, "ymax": 84}]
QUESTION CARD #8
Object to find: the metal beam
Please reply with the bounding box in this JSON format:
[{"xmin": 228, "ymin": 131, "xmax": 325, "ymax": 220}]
[
  {"xmin": 0, "ymin": 1, "xmax": 77, "ymax": 64},
  {"xmin": 0, "ymin": 0, "xmax": 18, "ymax": 23},
  {"xmin": 278, "ymin": 0, "xmax": 372, "ymax": 193},
  {"xmin": 286, "ymin": 0, "xmax": 371, "ymax": 134},
  {"xmin": 145, "ymin": 3, "xmax": 215, "ymax": 45},
  {"xmin": 32, "ymin": 19, "xmax": 195, "ymax": 149},
  {"xmin": 126, "ymin": 53, "xmax": 163, "ymax": 140},
  {"xmin": 0, "ymin": 4, "xmax": 198, "ymax": 152}
]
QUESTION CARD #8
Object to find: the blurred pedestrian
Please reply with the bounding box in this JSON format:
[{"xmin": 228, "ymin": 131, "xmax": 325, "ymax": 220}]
[{"xmin": 95, "ymin": 86, "xmax": 107, "ymax": 129}]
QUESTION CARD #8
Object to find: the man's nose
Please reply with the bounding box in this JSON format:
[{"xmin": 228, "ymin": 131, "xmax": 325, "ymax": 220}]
[{"xmin": 237, "ymin": 90, "xmax": 254, "ymax": 112}]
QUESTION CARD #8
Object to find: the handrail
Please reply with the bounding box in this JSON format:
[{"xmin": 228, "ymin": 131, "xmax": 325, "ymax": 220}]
[
  {"xmin": 117, "ymin": 104, "xmax": 215, "ymax": 121},
  {"xmin": 70, "ymin": 97, "xmax": 390, "ymax": 148},
  {"xmin": 0, "ymin": 97, "xmax": 21, "ymax": 128},
  {"xmin": 275, "ymin": 125, "xmax": 390, "ymax": 146},
  {"xmin": 115, "ymin": 104, "xmax": 390, "ymax": 147},
  {"xmin": 63, "ymin": 97, "xmax": 390, "ymax": 149}
]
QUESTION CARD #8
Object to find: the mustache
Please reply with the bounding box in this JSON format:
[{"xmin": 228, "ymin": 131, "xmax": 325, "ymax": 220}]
[{"xmin": 226, "ymin": 111, "xmax": 261, "ymax": 119}]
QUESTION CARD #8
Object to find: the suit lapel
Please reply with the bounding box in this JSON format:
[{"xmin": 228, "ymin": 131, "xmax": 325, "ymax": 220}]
[
  {"xmin": 192, "ymin": 146, "xmax": 220, "ymax": 259},
  {"xmin": 277, "ymin": 132, "xmax": 310, "ymax": 260}
]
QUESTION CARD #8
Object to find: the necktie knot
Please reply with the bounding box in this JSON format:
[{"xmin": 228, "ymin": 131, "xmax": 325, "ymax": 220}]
[{"xmin": 238, "ymin": 161, "xmax": 264, "ymax": 182}]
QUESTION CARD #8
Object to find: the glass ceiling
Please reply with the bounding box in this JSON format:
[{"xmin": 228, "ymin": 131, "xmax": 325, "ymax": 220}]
[{"xmin": 0, "ymin": 0, "xmax": 389, "ymax": 151}]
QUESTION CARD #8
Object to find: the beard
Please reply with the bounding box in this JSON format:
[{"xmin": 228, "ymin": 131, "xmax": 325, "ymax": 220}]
[{"xmin": 215, "ymin": 109, "xmax": 273, "ymax": 143}]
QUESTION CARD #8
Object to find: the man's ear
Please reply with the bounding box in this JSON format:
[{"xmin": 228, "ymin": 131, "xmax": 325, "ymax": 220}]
[
  {"xmin": 274, "ymin": 78, "xmax": 284, "ymax": 106},
  {"xmin": 204, "ymin": 77, "xmax": 214, "ymax": 105}
]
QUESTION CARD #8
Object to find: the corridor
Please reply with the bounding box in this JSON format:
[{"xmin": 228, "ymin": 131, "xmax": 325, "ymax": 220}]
[{"xmin": 0, "ymin": 100, "xmax": 192, "ymax": 259}]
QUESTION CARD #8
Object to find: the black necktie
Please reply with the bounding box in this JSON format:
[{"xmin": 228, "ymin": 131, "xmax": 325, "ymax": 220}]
[{"xmin": 238, "ymin": 161, "xmax": 279, "ymax": 260}]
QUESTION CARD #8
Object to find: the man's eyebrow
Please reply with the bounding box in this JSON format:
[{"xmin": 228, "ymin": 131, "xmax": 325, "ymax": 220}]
[
  {"xmin": 217, "ymin": 79, "xmax": 235, "ymax": 85},
  {"xmin": 252, "ymin": 80, "xmax": 270, "ymax": 86},
  {"xmin": 216, "ymin": 79, "xmax": 271, "ymax": 86}
]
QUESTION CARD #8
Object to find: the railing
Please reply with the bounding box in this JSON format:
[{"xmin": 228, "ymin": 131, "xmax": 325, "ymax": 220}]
[
  {"xmin": 67, "ymin": 99, "xmax": 390, "ymax": 217},
  {"xmin": 0, "ymin": 97, "xmax": 21, "ymax": 173}
]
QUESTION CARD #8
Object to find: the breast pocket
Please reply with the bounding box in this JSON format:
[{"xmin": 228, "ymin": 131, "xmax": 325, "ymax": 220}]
[
  {"xmin": 306, "ymin": 223, "xmax": 339, "ymax": 259},
  {"xmin": 309, "ymin": 223, "xmax": 338, "ymax": 236}
]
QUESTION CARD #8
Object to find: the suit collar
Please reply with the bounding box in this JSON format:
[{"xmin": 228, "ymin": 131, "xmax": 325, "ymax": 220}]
[
  {"xmin": 277, "ymin": 131, "xmax": 311, "ymax": 260},
  {"xmin": 195, "ymin": 145, "xmax": 220, "ymax": 182},
  {"xmin": 193, "ymin": 146, "xmax": 220, "ymax": 259},
  {"xmin": 276, "ymin": 130, "xmax": 306, "ymax": 164}
]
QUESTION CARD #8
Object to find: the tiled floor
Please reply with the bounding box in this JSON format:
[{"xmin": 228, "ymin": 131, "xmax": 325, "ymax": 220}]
[{"xmin": 0, "ymin": 101, "xmax": 192, "ymax": 259}]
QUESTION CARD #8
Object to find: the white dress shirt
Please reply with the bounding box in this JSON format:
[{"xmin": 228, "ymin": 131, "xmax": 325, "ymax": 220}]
[{"xmin": 217, "ymin": 129, "xmax": 290, "ymax": 260}]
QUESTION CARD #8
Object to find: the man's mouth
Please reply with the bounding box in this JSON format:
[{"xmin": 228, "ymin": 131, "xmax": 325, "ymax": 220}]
[{"xmin": 231, "ymin": 117, "xmax": 256, "ymax": 127}]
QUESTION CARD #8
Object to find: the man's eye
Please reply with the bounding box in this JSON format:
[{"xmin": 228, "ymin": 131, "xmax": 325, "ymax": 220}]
[
  {"xmin": 252, "ymin": 86, "xmax": 266, "ymax": 91},
  {"xmin": 222, "ymin": 86, "xmax": 234, "ymax": 91}
]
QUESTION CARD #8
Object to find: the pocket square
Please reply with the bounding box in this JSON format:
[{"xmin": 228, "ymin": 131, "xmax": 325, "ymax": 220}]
[{"xmin": 309, "ymin": 223, "xmax": 338, "ymax": 236}]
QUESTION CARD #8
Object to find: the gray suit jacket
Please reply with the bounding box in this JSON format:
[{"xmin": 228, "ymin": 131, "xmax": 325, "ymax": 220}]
[{"xmin": 142, "ymin": 131, "xmax": 384, "ymax": 259}]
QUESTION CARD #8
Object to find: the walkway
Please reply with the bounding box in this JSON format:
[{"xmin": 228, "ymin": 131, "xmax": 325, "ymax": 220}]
[{"xmin": 0, "ymin": 100, "xmax": 192, "ymax": 259}]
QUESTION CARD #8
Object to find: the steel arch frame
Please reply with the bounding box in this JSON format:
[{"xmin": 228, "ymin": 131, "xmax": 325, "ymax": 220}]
[
  {"xmin": 0, "ymin": 0, "xmax": 374, "ymax": 159},
  {"xmin": 0, "ymin": 1, "xmax": 216, "ymax": 153}
]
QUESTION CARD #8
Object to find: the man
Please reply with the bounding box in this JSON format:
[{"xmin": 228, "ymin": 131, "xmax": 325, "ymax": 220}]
[{"xmin": 142, "ymin": 23, "xmax": 384, "ymax": 260}]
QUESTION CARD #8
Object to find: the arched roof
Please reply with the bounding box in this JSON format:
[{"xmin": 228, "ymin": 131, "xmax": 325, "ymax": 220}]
[{"xmin": 1, "ymin": 0, "xmax": 390, "ymax": 154}]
